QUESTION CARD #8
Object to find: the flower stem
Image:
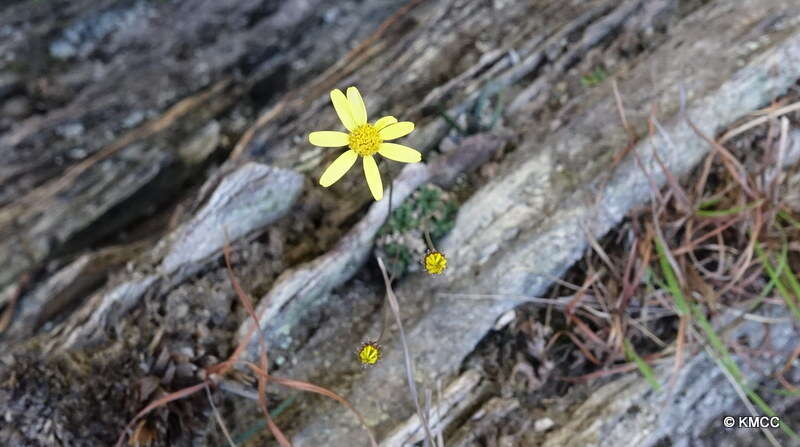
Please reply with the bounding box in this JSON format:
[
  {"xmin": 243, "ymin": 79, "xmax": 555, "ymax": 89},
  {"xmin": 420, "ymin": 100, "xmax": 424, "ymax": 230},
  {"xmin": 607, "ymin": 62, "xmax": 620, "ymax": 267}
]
[{"xmin": 423, "ymin": 229, "xmax": 436, "ymax": 252}]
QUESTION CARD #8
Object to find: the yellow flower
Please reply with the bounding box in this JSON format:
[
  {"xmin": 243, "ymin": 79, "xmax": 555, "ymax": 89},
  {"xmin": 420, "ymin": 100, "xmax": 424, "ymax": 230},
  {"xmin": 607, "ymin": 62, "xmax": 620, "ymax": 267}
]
[
  {"xmin": 357, "ymin": 340, "xmax": 382, "ymax": 366},
  {"xmin": 308, "ymin": 87, "xmax": 422, "ymax": 200},
  {"xmin": 424, "ymin": 251, "xmax": 447, "ymax": 275}
]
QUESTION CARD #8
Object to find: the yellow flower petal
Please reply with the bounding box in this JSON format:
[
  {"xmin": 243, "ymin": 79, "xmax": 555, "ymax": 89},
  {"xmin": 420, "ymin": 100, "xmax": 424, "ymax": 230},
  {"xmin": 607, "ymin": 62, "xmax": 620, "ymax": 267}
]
[
  {"xmin": 378, "ymin": 121, "xmax": 414, "ymax": 140},
  {"xmin": 357, "ymin": 341, "xmax": 381, "ymax": 366},
  {"xmin": 424, "ymin": 251, "xmax": 447, "ymax": 275},
  {"xmin": 378, "ymin": 143, "xmax": 422, "ymax": 163},
  {"xmin": 373, "ymin": 116, "xmax": 397, "ymax": 130},
  {"xmin": 309, "ymin": 131, "xmax": 349, "ymax": 147},
  {"xmin": 346, "ymin": 86, "xmax": 367, "ymax": 126},
  {"xmin": 320, "ymin": 150, "xmax": 357, "ymax": 187},
  {"xmin": 362, "ymin": 155, "xmax": 383, "ymax": 200},
  {"xmin": 330, "ymin": 89, "xmax": 356, "ymax": 131}
]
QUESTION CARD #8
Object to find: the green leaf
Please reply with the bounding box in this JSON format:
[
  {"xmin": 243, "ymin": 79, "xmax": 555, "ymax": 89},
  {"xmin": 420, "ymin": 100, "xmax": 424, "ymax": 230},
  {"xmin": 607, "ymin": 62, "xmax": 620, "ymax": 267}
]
[
  {"xmin": 623, "ymin": 339, "xmax": 661, "ymax": 391},
  {"xmin": 755, "ymin": 241, "xmax": 800, "ymax": 323},
  {"xmin": 695, "ymin": 199, "xmax": 763, "ymax": 218},
  {"xmin": 654, "ymin": 236, "xmax": 690, "ymax": 315}
]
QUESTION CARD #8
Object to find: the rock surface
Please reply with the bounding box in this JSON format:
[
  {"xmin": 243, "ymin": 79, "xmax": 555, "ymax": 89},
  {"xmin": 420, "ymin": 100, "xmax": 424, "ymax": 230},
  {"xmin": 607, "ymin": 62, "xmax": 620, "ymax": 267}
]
[{"xmin": 1, "ymin": 0, "xmax": 799, "ymax": 446}]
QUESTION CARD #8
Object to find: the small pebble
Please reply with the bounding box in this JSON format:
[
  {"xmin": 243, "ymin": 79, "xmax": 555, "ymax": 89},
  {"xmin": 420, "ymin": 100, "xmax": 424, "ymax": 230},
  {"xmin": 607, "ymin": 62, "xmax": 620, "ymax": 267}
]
[
  {"xmin": 534, "ymin": 417, "xmax": 555, "ymax": 432},
  {"xmin": 50, "ymin": 40, "xmax": 77, "ymax": 59},
  {"xmin": 493, "ymin": 310, "xmax": 515, "ymax": 330}
]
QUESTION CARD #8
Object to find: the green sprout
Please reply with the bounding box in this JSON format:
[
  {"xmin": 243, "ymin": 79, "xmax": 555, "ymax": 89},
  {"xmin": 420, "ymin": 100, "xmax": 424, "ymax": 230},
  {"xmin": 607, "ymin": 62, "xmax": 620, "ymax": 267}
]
[{"xmin": 580, "ymin": 66, "xmax": 608, "ymax": 88}]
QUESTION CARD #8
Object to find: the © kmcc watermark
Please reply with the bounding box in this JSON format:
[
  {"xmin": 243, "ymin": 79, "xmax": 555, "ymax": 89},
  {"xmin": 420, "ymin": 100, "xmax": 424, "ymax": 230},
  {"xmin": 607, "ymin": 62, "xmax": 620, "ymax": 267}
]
[{"xmin": 722, "ymin": 416, "xmax": 781, "ymax": 429}]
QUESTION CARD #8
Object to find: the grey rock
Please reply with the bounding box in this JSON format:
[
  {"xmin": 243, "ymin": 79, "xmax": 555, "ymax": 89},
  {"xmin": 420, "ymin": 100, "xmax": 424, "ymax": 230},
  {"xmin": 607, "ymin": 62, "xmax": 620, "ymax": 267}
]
[
  {"xmin": 0, "ymin": 72, "xmax": 21, "ymax": 99},
  {"xmin": 1, "ymin": 96, "xmax": 30, "ymax": 118},
  {"xmin": 540, "ymin": 308, "xmax": 797, "ymax": 447},
  {"xmin": 55, "ymin": 162, "xmax": 302, "ymax": 350},
  {"xmin": 49, "ymin": 40, "xmax": 77, "ymax": 60},
  {"xmin": 161, "ymin": 163, "xmax": 303, "ymax": 274}
]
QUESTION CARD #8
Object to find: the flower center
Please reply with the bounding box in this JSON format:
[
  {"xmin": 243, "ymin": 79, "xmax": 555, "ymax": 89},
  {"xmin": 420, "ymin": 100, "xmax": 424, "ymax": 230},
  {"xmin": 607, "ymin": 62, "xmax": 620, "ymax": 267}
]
[
  {"xmin": 348, "ymin": 124, "xmax": 381, "ymax": 156},
  {"xmin": 424, "ymin": 251, "xmax": 447, "ymax": 275},
  {"xmin": 357, "ymin": 341, "xmax": 381, "ymax": 366}
]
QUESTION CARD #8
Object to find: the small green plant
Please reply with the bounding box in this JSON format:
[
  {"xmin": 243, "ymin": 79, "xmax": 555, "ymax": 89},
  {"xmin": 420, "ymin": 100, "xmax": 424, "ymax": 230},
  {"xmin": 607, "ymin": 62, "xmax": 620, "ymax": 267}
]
[
  {"xmin": 382, "ymin": 243, "xmax": 414, "ymax": 278},
  {"xmin": 377, "ymin": 184, "xmax": 457, "ymax": 277},
  {"xmin": 580, "ymin": 66, "xmax": 608, "ymax": 88},
  {"xmin": 439, "ymin": 80, "xmax": 506, "ymax": 135},
  {"xmin": 623, "ymin": 339, "xmax": 661, "ymax": 391}
]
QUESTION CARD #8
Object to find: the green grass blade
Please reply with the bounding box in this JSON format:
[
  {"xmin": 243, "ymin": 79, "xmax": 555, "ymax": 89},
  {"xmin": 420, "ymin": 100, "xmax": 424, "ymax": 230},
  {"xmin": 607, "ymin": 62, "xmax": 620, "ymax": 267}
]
[
  {"xmin": 755, "ymin": 241, "xmax": 800, "ymax": 323},
  {"xmin": 777, "ymin": 210, "xmax": 800, "ymax": 229},
  {"xmin": 623, "ymin": 339, "xmax": 661, "ymax": 391},
  {"xmin": 697, "ymin": 195, "xmax": 724, "ymax": 209},
  {"xmin": 654, "ymin": 236, "xmax": 690, "ymax": 315},
  {"xmin": 656, "ymin": 236, "xmax": 797, "ymax": 439},
  {"xmin": 768, "ymin": 388, "xmax": 800, "ymax": 397},
  {"xmin": 691, "ymin": 303, "xmax": 798, "ymax": 439},
  {"xmin": 695, "ymin": 199, "xmax": 763, "ymax": 218},
  {"xmin": 228, "ymin": 395, "xmax": 297, "ymax": 446},
  {"xmin": 780, "ymin": 258, "xmax": 800, "ymax": 305}
]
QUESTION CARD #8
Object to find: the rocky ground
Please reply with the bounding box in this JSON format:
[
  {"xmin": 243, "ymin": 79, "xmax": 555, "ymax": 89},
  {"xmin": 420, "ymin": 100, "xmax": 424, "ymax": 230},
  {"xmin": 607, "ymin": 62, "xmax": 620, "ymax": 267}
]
[{"xmin": 1, "ymin": 0, "xmax": 800, "ymax": 446}]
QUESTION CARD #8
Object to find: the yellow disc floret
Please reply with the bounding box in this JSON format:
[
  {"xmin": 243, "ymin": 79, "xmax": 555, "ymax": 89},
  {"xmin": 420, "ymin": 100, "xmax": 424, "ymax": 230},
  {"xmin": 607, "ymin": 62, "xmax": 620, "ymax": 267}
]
[
  {"xmin": 348, "ymin": 124, "xmax": 382, "ymax": 156},
  {"xmin": 424, "ymin": 251, "xmax": 447, "ymax": 275},
  {"xmin": 357, "ymin": 340, "xmax": 382, "ymax": 366}
]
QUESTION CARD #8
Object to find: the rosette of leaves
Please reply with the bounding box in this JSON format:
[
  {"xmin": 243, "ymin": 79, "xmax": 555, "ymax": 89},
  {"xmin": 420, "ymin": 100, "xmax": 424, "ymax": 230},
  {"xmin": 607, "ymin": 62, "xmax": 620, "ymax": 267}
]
[{"xmin": 376, "ymin": 184, "xmax": 457, "ymax": 278}]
